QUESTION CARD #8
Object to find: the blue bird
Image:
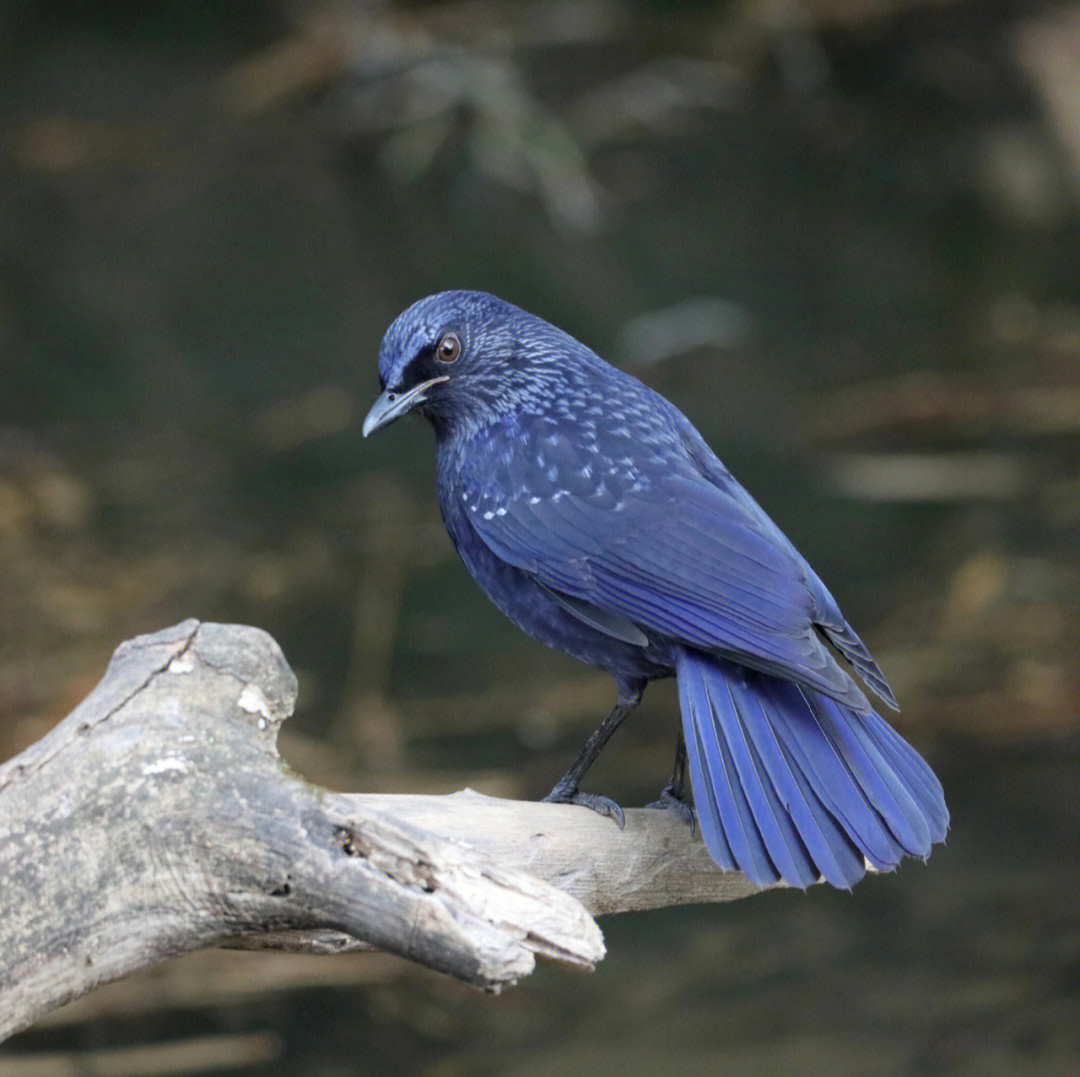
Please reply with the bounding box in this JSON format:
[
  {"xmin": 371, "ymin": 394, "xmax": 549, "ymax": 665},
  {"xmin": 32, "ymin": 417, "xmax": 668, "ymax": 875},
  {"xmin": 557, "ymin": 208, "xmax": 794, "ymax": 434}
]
[{"xmin": 363, "ymin": 291, "xmax": 948, "ymax": 888}]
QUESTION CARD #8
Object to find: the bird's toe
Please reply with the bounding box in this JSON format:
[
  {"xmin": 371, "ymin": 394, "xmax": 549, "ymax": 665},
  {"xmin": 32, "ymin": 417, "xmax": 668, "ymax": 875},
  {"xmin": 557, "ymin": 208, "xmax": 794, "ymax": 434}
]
[
  {"xmin": 543, "ymin": 788, "xmax": 626, "ymax": 829},
  {"xmin": 645, "ymin": 787, "xmax": 698, "ymax": 837}
]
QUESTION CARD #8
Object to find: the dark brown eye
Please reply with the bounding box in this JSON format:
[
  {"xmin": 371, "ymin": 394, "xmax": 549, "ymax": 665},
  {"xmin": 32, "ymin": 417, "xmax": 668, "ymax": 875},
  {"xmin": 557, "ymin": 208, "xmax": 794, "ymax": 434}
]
[{"xmin": 435, "ymin": 332, "xmax": 461, "ymax": 364}]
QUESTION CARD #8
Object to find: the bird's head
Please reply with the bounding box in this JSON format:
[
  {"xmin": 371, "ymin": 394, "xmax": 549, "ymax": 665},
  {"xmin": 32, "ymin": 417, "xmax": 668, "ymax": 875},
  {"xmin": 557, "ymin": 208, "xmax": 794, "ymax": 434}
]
[{"xmin": 362, "ymin": 290, "xmax": 583, "ymax": 440}]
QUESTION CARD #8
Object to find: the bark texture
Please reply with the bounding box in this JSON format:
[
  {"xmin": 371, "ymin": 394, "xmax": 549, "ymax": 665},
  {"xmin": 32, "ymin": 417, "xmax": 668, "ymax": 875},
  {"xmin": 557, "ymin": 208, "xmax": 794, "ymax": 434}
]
[{"xmin": 0, "ymin": 620, "xmax": 764, "ymax": 1041}]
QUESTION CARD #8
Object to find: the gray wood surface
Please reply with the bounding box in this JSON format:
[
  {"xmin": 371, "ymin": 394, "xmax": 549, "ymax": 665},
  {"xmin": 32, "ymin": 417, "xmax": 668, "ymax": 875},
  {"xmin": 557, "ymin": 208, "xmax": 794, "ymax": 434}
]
[{"xmin": 0, "ymin": 620, "xmax": 764, "ymax": 1040}]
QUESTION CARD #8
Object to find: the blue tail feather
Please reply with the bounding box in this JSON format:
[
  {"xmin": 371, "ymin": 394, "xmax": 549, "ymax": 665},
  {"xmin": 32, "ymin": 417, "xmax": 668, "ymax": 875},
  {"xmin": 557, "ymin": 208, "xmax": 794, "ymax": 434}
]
[
  {"xmin": 857, "ymin": 714, "xmax": 949, "ymax": 840},
  {"xmin": 683, "ymin": 709, "xmax": 736, "ymax": 869},
  {"xmin": 696, "ymin": 690, "xmax": 777, "ymax": 883},
  {"xmin": 681, "ymin": 674, "xmax": 754, "ymax": 876},
  {"xmin": 801, "ymin": 691, "xmax": 932, "ymax": 858},
  {"xmin": 749, "ymin": 681, "xmax": 909, "ymax": 870},
  {"xmin": 712, "ymin": 678, "xmax": 822, "ymax": 887},
  {"xmin": 676, "ymin": 650, "xmax": 949, "ymax": 888},
  {"xmin": 726, "ymin": 674, "xmax": 868, "ymax": 887},
  {"xmin": 697, "ymin": 676, "xmax": 791, "ymax": 884}
]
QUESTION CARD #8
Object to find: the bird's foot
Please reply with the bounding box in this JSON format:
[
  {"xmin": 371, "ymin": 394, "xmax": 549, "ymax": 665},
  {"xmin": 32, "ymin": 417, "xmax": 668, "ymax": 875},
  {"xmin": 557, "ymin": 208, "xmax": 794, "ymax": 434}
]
[
  {"xmin": 543, "ymin": 782, "xmax": 626, "ymax": 829},
  {"xmin": 645, "ymin": 785, "xmax": 698, "ymax": 837}
]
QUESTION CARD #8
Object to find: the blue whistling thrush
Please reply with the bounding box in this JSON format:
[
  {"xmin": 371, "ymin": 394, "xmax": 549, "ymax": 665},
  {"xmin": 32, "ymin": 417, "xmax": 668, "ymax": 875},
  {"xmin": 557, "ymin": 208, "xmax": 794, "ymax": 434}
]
[{"xmin": 362, "ymin": 290, "xmax": 948, "ymax": 888}]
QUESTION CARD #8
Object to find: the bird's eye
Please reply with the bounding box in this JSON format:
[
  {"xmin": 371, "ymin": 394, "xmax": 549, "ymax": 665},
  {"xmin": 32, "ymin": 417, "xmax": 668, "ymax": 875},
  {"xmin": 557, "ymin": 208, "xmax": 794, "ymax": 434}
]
[{"xmin": 435, "ymin": 332, "xmax": 461, "ymax": 364}]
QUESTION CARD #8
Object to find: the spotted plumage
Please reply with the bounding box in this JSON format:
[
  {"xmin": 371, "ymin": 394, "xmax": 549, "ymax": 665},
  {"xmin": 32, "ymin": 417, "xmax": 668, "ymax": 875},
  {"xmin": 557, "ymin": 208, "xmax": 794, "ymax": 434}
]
[{"xmin": 363, "ymin": 290, "xmax": 948, "ymax": 888}]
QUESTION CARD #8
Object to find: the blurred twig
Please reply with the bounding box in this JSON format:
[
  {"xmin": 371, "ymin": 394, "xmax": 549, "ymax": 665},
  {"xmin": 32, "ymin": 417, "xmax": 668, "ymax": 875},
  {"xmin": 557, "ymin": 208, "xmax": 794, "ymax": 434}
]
[
  {"xmin": 1016, "ymin": 5, "xmax": 1080, "ymax": 209},
  {"xmin": 805, "ymin": 366, "xmax": 1080, "ymax": 446},
  {"xmin": 0, "ymin": 1033, "xmax": 282, "ymax": 1077},
  {"xmin": 332, "ymin": 475, "xmax": 417, "ymax": 765}
]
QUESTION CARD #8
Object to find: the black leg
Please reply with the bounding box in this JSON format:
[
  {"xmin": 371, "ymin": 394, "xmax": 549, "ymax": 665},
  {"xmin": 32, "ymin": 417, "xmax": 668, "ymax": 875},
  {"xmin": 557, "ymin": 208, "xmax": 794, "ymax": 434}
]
[
  {"xmin": 543, "ymin": 680, "xmax": 645, "ymax": 828},
  {"xmin": 646, "ymin": 732, "xmax": 697, "ymax": 835},
  {"xmin": 668, "ymin": 732, "xmax": 689, "ymax": 801}
]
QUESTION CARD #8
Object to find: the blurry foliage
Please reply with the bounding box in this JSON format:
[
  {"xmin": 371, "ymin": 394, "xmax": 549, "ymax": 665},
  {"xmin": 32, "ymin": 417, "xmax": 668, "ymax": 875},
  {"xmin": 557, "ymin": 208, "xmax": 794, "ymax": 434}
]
[
  {"xmin": 2, "ymin": 0, "xmax": 1080, "ymax": 1071},
  {"xmin": 3, "ymin": 0, "xmax": 1079, "ymax": 777}
]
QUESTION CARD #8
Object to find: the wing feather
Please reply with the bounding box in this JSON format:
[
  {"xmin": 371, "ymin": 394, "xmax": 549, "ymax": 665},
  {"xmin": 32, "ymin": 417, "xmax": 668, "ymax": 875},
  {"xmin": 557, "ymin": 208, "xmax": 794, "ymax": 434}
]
[{"xmin": 463, "ymin": 462, "xmax": 871, "ymax": 708}]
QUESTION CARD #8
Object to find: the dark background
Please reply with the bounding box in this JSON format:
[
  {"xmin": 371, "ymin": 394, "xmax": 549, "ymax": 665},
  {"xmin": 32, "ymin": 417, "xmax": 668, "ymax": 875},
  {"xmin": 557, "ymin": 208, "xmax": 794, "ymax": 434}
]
[{"xmin": 2, "ymin": 1, "xmax": 1079, "ymax": 1074}]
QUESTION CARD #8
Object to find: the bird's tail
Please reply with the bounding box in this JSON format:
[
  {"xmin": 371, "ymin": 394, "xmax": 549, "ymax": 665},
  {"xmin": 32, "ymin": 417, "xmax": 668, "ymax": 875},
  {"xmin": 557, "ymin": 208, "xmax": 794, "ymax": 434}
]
[{"xmin": 675, "ymin": 649, "xmax": 949, "ymax": 888}]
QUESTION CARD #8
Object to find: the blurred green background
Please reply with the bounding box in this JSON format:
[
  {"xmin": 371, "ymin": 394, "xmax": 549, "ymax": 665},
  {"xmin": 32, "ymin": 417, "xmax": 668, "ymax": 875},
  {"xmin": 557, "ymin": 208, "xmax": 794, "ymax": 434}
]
[{"xmin": 2, "ymin": 1, "xmax": 1079, "ymax": 1074}]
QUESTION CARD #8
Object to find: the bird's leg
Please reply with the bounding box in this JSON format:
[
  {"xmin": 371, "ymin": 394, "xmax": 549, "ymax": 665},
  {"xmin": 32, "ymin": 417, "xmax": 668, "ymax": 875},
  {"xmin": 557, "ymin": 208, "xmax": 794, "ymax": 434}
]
[
  {"xmin": 542, "ymin": 681, "xmax": 645, "ymax": 829},
  {"xmin": 645, "ymin": 733, "xmax": 697, "ymax": 835}
]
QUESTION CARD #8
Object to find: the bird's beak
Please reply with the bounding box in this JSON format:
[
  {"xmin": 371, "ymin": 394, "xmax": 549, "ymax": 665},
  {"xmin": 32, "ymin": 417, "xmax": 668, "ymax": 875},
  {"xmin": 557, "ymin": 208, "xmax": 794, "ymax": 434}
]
[{"xmin": 361, "ymin": 375, "xmax": 450, "ymax": 437}]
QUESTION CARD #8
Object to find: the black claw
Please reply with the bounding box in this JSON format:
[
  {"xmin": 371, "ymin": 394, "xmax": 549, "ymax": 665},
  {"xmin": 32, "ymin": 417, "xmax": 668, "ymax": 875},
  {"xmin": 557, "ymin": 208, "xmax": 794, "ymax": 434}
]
[
  {"xmin": 543, "ymin": 787, "xmax": 626, "ymax": 830},
  {"xmin": 645, "ymin": 787, "xmax": 698, "ymax": 838}
]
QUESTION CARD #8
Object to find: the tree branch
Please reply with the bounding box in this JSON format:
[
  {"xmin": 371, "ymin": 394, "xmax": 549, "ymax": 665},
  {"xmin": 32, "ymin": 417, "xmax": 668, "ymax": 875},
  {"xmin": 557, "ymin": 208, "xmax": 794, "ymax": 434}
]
[{"xmin": 0, "ymin": 620, "xmax": 764, "ymax": 1041}]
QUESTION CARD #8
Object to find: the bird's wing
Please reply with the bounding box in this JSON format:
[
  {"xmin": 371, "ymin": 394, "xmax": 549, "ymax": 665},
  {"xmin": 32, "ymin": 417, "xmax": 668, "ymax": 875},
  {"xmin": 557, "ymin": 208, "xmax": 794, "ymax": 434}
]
[
  {"xmin": 459, "ymin": 438, "xmax": 873, "ymax": 711},
  {"xmin": 669, "ymin": 407, "xmax": 898, "ymax": 708}
]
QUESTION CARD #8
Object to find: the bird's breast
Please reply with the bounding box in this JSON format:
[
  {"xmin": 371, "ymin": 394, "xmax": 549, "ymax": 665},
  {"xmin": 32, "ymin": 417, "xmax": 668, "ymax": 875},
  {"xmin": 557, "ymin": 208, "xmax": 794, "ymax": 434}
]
[{"xmin": 434, "ymin": 463, "xmax": 670, "ymax": 682}]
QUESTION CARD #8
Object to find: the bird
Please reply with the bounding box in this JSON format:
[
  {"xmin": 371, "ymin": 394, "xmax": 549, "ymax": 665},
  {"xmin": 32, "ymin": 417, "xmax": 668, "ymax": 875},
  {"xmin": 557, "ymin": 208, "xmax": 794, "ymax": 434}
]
[{"xmin": 362, "ymin": 290, "xmax": 948, "ymax": 889}]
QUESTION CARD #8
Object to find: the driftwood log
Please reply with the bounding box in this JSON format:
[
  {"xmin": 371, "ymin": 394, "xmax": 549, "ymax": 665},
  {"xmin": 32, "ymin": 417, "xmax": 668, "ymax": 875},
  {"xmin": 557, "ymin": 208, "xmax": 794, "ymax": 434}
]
[{"xmin": 0, "ymin": 620, "xmax": 764, "ymax": 1041}]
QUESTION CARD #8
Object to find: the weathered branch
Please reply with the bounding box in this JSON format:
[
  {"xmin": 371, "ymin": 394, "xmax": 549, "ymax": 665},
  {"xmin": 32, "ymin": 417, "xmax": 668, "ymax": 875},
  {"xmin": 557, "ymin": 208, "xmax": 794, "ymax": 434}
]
[{"xmin": 0, "ymin": 621, "xmax": 763, "ymax": 1041}]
